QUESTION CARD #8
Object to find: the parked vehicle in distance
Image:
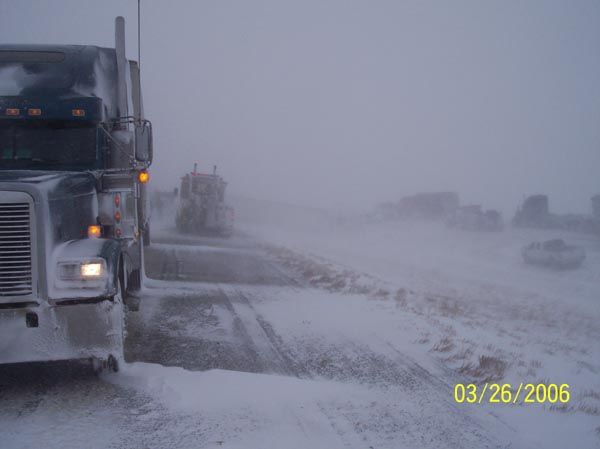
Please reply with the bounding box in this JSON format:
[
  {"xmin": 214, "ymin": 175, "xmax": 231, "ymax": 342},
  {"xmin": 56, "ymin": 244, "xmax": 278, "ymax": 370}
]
[
  {"xmin": 446, "ymin": 205, "xmax": 503, "ymax": 231},
  {"xmin": 521, "ymin": 239, "xmax": 585, "ymax": 269},
  {"xmin": 175, "ymin": 164, "xmax": 234, "ymax": 237}
]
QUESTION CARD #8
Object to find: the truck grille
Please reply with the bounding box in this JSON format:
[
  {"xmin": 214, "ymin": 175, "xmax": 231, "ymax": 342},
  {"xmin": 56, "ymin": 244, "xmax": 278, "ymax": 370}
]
[{"xmin": 0, "ymin": 202, "xmax": 32, "ymax": 296}]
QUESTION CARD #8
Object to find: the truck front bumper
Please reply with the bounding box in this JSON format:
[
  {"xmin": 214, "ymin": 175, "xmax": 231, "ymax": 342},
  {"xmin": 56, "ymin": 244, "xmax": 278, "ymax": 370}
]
[{"xmin": 0, "ymin": 300, "xmax": 123, "ymax": 365}]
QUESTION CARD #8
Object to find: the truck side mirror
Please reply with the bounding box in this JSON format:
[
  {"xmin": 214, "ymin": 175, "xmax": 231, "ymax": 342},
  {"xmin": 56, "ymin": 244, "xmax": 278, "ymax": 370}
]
[{"xmin": 135, "ymin": 121, "xmax": 153, "ymax": 164}]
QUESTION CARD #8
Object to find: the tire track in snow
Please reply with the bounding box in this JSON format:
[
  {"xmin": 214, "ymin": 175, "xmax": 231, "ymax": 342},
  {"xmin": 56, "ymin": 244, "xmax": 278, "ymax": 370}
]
[{"xmin": 223, "ymin": 287, "xmax": 374, "ymax": 448}]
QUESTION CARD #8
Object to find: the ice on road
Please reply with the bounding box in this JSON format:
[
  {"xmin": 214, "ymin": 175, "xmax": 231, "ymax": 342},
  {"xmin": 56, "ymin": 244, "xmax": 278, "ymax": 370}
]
[{"xmin": 2, "ymin": 219, "xmax": 598, "ymax": 449}]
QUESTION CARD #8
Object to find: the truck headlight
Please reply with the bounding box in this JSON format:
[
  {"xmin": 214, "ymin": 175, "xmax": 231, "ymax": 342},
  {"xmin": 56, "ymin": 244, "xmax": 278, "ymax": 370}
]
[
  {"xmin": 81, "ymin": 262, "xmax": 104, "ymax": 277},
  {"xmin": 58, "ymin": 259, "xmax": 107, "ymax": 280}
]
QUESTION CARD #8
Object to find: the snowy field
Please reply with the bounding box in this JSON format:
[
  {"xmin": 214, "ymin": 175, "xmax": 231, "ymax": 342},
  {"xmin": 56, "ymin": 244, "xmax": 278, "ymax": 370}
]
[
  {"xmin": 235, "ymin": 198, "xmax": 600, "ymax": 448},
  {"xmin": 2, "ymin": 202, "xmax": 599, "ymax": 449}
]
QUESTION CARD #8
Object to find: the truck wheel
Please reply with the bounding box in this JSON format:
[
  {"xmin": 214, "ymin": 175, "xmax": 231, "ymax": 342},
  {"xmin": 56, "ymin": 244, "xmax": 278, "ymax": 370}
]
[
  {"xmin": 107, "ymin": 354, "xmax": 119, "ymax": 373},
  {"xmin": 127, "ymin": 267, "xmax": 141, "ymax": 291},
  {"xmin": 143, "ymin": 224, "xmax": 151, "ymax": 246},
  {"xmin": 125, "ymin": 268, "xmax": 141, "ymax": 312},
  {"xmin": 91, "ymin": 357, "xmax": 104, "ymax": 375},
  {"xmin": 91, "ymin": 355, "xmax": 120, "ymax": 374},
  {"xmin": 112, "ymin": 263, "xmax": 126, "ymax": 368}
]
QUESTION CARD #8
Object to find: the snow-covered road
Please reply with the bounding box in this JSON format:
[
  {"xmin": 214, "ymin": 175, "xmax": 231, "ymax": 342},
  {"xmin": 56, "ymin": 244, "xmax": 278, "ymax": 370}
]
[{"xmin": 1, "ymin": 229, "xmax": 519, "ymax": 449}]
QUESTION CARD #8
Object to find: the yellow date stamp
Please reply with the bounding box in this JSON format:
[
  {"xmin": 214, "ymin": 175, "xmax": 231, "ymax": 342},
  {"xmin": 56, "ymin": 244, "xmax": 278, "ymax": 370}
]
[{"xmin": 454, "ymin": 383, "xmax": 570, "ymax": 404}]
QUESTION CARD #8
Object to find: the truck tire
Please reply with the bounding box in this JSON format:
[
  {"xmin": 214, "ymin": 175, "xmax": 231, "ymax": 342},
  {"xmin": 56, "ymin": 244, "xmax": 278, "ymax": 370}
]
[
  {"xmin": 92, "ymin": 354, "xmax": 120, "ymax": 374},
  {"xmin": 143, "ymin": 223, "xmax": 151, "ymax": 246},
  {"xmin": 107, "ymin": 354, "xmax": 119, "ymax": 372},
  {"xmin": 93, "ymin": 271, "xmax": 125, "ymax": 375},
  {"xmin": 125, "ymin": 268, "xmax": 141, "ymax": 312},
  {"xmin": 127, "ymin": 266, "xmax": 141, "ymax": 291},
  {"xmin": 113, "ymin": 261, "xmax": 126, "ymax": 366}
]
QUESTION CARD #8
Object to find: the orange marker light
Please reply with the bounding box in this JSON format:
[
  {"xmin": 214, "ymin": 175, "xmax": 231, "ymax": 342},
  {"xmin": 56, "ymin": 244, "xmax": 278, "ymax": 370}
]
[
  {"xmin": 28, "ymin": 108, "xmax": 42, "ymax": 116},
  {"xmin": 138, "ymin": 170, "xmax": 150, "ymax": 184},
  {"xmin": 88, "ymin": 225, "xmax": 102, "ymax": 238},
  {"xmin": 72, "ymin": 109, "xmax": 85, "ymax": 117},
  {"xmin": 6, "ymin": 108, "xmax": 20, "ymax": 116}
]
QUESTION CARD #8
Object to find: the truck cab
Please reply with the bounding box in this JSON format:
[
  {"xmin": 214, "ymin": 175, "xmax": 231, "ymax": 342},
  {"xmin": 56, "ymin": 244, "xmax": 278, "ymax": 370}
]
[{"xmin": 0, "ymin": 18, "xmax": 152, "ymax": 370}]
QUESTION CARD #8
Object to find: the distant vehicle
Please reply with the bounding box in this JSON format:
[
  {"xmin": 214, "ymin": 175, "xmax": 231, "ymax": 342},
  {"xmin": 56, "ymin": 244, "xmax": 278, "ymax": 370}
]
[
  {"xmin": 513, "ymin": 194, "xmax": 600, "ymax": 236},
  {"xmin": 397, "ymin": 192, "xmax": 459, "ymax": 220},
  {"xmin": 175, "ymin": 164, "xmax": 234, "ymax": 236},
  {"xmin": 521, "ymin": 239, "xmax": 585, "ymax": 269},
  {"xmin": 446, "ymin": 205, "xmax": 503, "ymax": 231},
  {"xmin": 513, "ymin": 194, "xmax": 550, "ymax": 228}
]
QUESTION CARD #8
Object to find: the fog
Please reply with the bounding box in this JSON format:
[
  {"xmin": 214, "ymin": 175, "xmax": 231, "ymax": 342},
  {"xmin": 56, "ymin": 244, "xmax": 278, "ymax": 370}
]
[
  {"xmin": 2, "ymin": 0, "xmax": 600, "ymax": 215},
  {"xmin": 2, "ymin": 4, "xmax": 600, "ymax": 446}
]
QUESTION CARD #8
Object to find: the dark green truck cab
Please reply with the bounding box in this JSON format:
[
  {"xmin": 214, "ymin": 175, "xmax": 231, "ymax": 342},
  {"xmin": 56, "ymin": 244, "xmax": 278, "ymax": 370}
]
[{"xmin": 0, "ymin": 18, "xmax": 152, "ymax": 370}]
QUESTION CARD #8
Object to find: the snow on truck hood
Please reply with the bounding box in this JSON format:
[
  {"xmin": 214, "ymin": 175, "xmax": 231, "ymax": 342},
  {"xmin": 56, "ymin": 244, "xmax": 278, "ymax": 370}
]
[{"xmin": 0, "ymin": 170, "xmax": 96, "ymax": 200}]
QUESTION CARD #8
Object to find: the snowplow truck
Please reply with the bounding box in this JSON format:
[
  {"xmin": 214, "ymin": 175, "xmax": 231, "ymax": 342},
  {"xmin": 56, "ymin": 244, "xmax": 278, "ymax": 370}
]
[
  {"xmin": 175, "ymin": 165, "xmax": 234, "ymax": 236},
  {"xmin": 0, "ymin": 17, "xmax": 152, "ymax": 370}
]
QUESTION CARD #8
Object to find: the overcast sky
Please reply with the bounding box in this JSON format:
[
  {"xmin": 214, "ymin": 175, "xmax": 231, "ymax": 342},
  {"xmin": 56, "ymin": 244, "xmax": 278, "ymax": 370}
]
[{"xmin": 1, "ymin": 0, "xmax": 599, "ymax": 214}]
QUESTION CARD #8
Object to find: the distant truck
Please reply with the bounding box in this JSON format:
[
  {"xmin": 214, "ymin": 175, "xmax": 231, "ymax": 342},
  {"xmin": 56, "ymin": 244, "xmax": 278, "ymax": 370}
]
[
  {"xmin": 514, "ymin": 194, "xmax": 600, "ymax": 236},
  {"xmin": 175, "ymin": 165, "xmax": 234, "ymax": 236},
  {"xmin": 0, "ymin": 17, "xmax": 153, "ymax": 371},
  {"xmin": 513, "ymin": 195, "xmax": 550, "ymax": 228},
  {"xmin": 396, "ymin": 192, "xmax": 459, "ymax": 220},
  {"xmin": 446, "ymin": 205, "xmax": 503, "ymax": 231}
]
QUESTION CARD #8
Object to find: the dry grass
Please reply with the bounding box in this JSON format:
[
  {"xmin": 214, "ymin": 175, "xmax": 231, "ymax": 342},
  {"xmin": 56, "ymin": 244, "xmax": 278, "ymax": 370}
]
[
  {"xmin": 581, "ymin": 390, "xmax": 600, "ymax": 401},
  {"xmin": 520, "ymin": 359, "xmax": 542, "ymax": 377},
  {"xmin": 442, "ymin": 347, "xmax": 473, "ymax": 364},
  {"xmin": 569, "ymin": 389, "xmax": 600, "ymax": 416},
  {"xmin": 266, "ymin": 244, "xmax": 400, "ymax": 300},
  {"xmin": 458, "ymin": 355, "xmax": 507, "ymax": 382},
  {"xmin": 548, "ymin": 404, "xmax": 571, "ymax": 413},
  {"xmin": 438, "ymin": 300, "xmax": 464, "ymax": 318},
  {"xmin": 394, "ymin": 288, "xmax": 408, "ymax": 308},
  {"xmin": 369, "ymin": 288, "xmax": 390, "ymax": 300},
  {"xmin": 578, "ymin": 404, "xmax": 600, "ymax": 416},
  {"xmin": 550, "ymin": 403, "xmax": 600, "ymax": 416},
  {"xmin": 432, "ymin": 337, "xmax": 455, "ymax": 353}
]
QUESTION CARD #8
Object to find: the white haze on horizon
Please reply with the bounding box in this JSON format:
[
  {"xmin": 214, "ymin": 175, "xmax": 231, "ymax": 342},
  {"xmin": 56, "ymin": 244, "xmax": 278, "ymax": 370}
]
[{"xmin": 1, "ymin": 0, "xmax": 599, "ymax": 217}]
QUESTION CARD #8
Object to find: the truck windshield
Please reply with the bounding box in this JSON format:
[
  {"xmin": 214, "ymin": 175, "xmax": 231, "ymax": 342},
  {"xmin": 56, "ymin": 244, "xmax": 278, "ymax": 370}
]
[{"xmin": 0, "ymin": 121, "xmax": 99, "ymax": 171}]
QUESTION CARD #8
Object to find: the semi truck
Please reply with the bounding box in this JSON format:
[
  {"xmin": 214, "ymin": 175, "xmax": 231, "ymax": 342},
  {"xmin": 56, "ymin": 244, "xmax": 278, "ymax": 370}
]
[
  {"xmin": 0, "ymin": 17, "xmax": 152, "ymax": 371},
  {"xmin": 446, "ymin": 205, "xmax": 503, "ymax": 231},
  {"xmin": 175, "ymin": 164, "xmax": 234, "ymax": 236}
]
